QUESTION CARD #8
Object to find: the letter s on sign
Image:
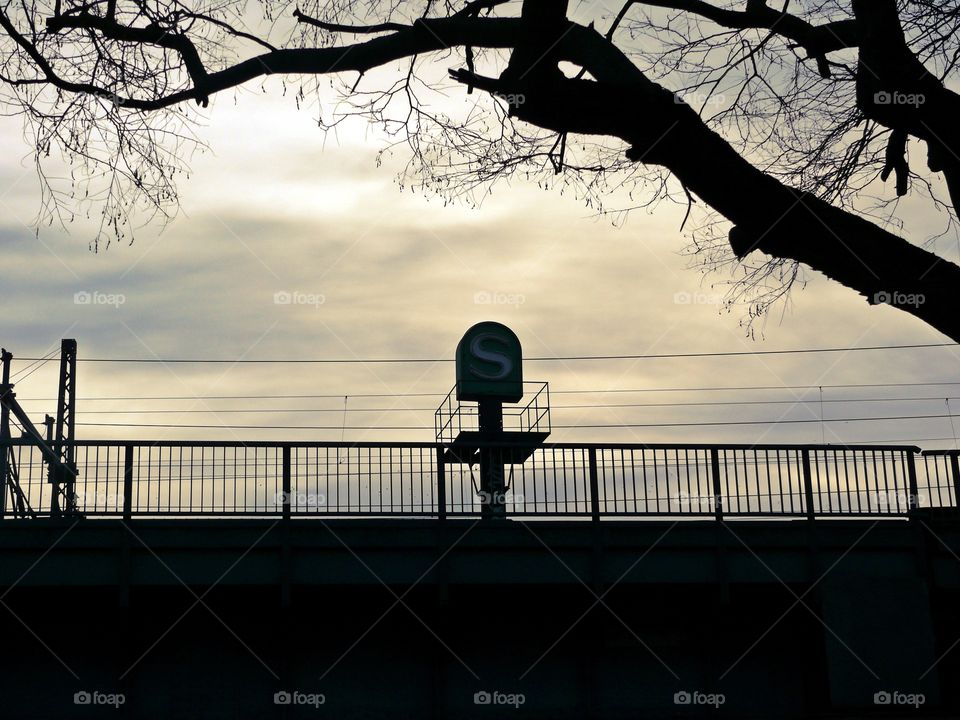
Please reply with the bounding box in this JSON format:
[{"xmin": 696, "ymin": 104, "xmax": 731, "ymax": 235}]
[{"xmin": 469, "ymin": 333, "xmax": 513, "ymax": 380}]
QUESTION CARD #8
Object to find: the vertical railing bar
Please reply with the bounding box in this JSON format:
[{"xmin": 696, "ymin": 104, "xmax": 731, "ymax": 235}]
[
  {"xmin": 949, "ymin": 453, "xmax": 960, "ymax": 510},
  {"xmin": 423, "ymin": 447, "xmax": 429, "ymax": 515},
  {"xmin": 830, "ymin": 450, "xmax": 840, "ymax": 513},
  {"xmin": 436, "ymin": 446, "xmax": 446, "ymax": 519},
  {"xmin": 851, "ymin": 450, "xmax": 864, "ymax": 515},
  {"xmin": 282, "ymin": 445, "xmax": 291, "ymax": 520},
  {"xmin": 906, "ymin": 450, "xmax": 919, "ymax": 515},
  {"xmin": 230, "ymin": 446, "xmax": 236, "ymax": 513},
  {"xmin": 773, "ymin": 449, "xmax": 782, "ymax": 514},
  {"xmin": 389, "ymin": 447, "xmax": 394, "ymax": 513},
  {"xmin": 326, "ymin": 445, "xmax": 332, "ymax": 513},
  {"xmin": 728, "ymin": 450, "xmax": 739, "ymax": 514},
  {"xmin": 84, "ymin": 444, "xmax": 91, "ymax": 513},
  {"xmin": 928, "ymin": 455, "xmax": 941, "ymax": 508},
  {"xmin": 801, "ymin": 449, "xmax": 814, "ymax": 521},
  {"xmin": 549, "ymin": 448, "xmax": 558, "ymax": 515},
  {"xmin": 588, "ymin": 448, "xmax": 600, "ymax": 522},
  {"xmin": 672, "ymin": 448, "xmax": 680, "ymax": 515},
  {"xmin": 123, "ymin": 443, "xmax": 133, "ymax": 521},
  {"xmin": 843, "ymin": 450, "xmax": 855, "ymax": 515},
  {"xmin": 880, "ymin": 449, "xmax": 892, "ymax": 514},
  {"xmin": 811, "ymin": 450, "xmax": 821, "ymax": 515},
  {"xmin": 84, "ymin": 444, "xmax": 93, "ymax": 514},
  {"xmin": 609, "ymin": 448, "xmax": 619, "ymax": 513},
  {"xmin": 871, "ymin": 450, "xmax": 883, "ymax": 513},
  {"xmin": 710, "ymin": 448, "xmax": 723, "ymax": 521},
  {"xmin": 623, "ymin": 449, "xmax": 630, "ymax": 514}
]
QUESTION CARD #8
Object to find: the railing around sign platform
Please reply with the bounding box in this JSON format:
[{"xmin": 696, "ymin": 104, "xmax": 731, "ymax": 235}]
[
  {"xmin": 434, "ymin": 381, "xmax": 551, "ymax": 444},
  {"xmin": 2, "ymin": 439, "xmax": 957, "ymax": 520}
]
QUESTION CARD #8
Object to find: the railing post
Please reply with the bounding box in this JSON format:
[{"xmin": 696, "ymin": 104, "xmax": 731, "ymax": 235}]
[
  {"xmin": 282, "ymin": 446, "xmax": 291, "ymax": 520},
  {"xmin": 436, "ymin": 446, "xmax": 447, "ymax": 521},
  {"xmin": 906, "ymin": 450, "xmax": 920, "ymax": 513},
  {"xmin": 710, "ymin": 448, "xmax": 723, "ymax": 521},
  {"xmin": 0, "ymin": 349, "xmax": 11, "ymax": 520},
  {"xmin": 951, "ymin": 453, "xmax": 960, "ymax": 510},
  {"xmin": 801, "ymin": 449, "xmax": 815, "ymax": 520},
  {"xmin": 122, "ymin": 444, "xmax": 133, "ymax": 521},
  {"xmin": 0, "ymin": 437, "xmax": 8, "ymax": 521},
  {"xmin": 588, "ymin": 448, "xmax": 600, "ymax": 523}
]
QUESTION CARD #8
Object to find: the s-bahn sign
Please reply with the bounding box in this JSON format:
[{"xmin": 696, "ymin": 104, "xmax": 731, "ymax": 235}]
[{"xmin": 455, "ymin": 322, "xmax": 523, "ymax": 403}]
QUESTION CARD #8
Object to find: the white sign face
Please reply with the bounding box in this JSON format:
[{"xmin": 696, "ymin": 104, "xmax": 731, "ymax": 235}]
[{"xmin": 468, "ymin": 333, "xmax": 514, "ymax": 381}]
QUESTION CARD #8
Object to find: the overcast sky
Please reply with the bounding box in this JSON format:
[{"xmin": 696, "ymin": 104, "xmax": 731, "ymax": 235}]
[{"xmin": 1, "ymin": 37, "xmax": 959, "ymax": 449}]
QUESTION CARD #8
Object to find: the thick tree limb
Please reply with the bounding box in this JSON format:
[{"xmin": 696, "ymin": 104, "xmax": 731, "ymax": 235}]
[
  {"xmin": 449, "ymin": 63, "xmax": 960, "ymax": 341},
  {"xmin": 3, "ymin": 6, "xmax": 959, "ymax": 338},
  {"xmin": 853, "ymin": 0, "xmax": 960, "ymax": 215},
  {"xmin": 292, "ymin": 10, "xmax": 407, "ymax": 34}
]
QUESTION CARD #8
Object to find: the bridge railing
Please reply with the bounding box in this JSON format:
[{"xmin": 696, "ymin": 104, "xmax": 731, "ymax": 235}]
[
  {"xmin": 1, "ymin": 439, "xmax": 955, "ymax": 520},
  {"xmin": 921, "ymin": 450, "xmax": 960, "ymax": 510}
]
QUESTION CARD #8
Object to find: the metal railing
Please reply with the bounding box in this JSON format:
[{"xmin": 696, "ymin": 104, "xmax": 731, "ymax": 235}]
[
  {"xmin": 2, "ymin": 439, "xmax": 957, "ymax": 520},
  {"xmin": 434, "ymin": 381, "xmax": 551, "ymax": 444}
]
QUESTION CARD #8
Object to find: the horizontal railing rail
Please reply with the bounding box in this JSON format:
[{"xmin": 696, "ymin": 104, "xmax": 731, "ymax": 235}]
[{"xmin": 1, "ymin": 439, "xmax": 955, "ymax": 520}]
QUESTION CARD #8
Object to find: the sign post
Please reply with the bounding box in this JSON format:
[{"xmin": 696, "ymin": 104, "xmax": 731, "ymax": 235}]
[{"xmin": 455, "ymin": 322, "xmax": 523, "ymax": 519}]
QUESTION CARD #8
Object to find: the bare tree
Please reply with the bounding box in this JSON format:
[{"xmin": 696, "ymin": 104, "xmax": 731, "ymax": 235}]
[{"xmin": 2, "ymin": 0, "xmax": 959, "ymax": 339}]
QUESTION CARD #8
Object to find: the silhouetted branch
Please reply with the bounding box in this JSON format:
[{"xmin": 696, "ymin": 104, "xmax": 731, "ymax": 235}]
[
  {"xmin": 45, "ymin": 11, "xmax": 212, "ymax": 104},
  {"xmin": 292, "ymin": 9, "xmax": 407, "ymax": 34},
  {"xmin": 447, "ymin": 65, "xmax": 960, "ymax": 340},
  {"xmin": 624, "ymin": 0, "xmax": 858, "ymax": 77},
  {"xmin": 2, "ymin": 0, "xmax": 960, "ymax": 336},
  {"xmin": 852, "ymin": 0, "xmax": 960, "ymax": 216}
]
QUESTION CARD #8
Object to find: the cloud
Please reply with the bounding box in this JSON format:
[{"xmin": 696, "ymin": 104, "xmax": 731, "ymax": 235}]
[{"xmin": 0, "ymin": 84, "xmax": 957, "ymax": 447}]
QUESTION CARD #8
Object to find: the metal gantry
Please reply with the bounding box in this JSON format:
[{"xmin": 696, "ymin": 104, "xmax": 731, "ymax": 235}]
[
  {"xmin": 51, "ymin": 339, "xmax": 79, "ymax": 515},
  {"xmin": 0, "ymin": 349, "xmax": 33, "ymax": 518},
  {"xmin": 0, "ymin": 340, "xmax": 80, "ymax": 518}
]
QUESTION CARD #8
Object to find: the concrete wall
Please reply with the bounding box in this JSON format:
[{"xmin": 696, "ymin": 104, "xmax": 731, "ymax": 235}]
[{"xmin": 0, "ymin": 517, "xmax": 957, "ymax": 718}]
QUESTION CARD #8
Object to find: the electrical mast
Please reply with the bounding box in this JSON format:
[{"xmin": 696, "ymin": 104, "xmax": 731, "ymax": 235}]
[{"xmin": 0, "ymin": 340, "xmax": 80, "ymax": 518}]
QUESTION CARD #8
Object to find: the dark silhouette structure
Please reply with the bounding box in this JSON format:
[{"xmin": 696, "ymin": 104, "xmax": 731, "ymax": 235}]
[
  {"xmin": 2, "ymin": 1, "xmax": 960, "ymax": 337},
  {"xmin": 440, "ymin": 321, "xmax": 549, "ymax": 519},
  {"xmin": 0, "ymin": 341, "xmax": 79, "ymax": 519},
  {"xmin": 1, "ymin": 331, "xmax": 960, "ymax": 717}
]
